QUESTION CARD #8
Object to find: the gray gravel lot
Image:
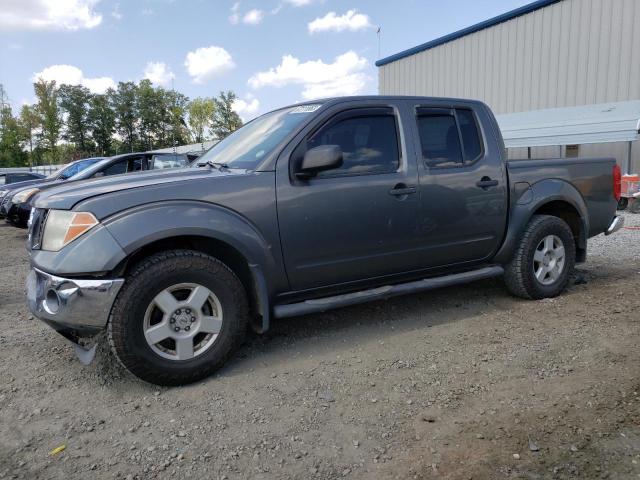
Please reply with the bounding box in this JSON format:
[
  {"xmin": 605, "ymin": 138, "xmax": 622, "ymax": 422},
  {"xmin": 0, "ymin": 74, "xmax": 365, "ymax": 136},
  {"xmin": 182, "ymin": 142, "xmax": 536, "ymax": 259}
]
[{"xmin": 0, "ymin": 213, "xmax": 639, "ymax": 480}]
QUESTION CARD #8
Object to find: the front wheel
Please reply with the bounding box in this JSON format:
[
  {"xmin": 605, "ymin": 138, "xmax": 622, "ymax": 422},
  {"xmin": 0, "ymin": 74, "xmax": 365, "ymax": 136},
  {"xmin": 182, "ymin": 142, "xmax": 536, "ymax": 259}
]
[
  {"xmin": 108, "ymin": 250, "xmax": 249, "ymax": 386},
  {"xmin": 504, "ymin": 215, "xmax": 576, "ymax": 299}
]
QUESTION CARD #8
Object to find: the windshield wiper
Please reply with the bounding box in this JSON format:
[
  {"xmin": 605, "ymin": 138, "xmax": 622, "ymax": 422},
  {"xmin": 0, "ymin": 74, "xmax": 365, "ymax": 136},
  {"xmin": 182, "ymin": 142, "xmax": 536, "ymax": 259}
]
[{"xmin": 200, "ymin": 160, "xmax": 230, "ymax": 171}]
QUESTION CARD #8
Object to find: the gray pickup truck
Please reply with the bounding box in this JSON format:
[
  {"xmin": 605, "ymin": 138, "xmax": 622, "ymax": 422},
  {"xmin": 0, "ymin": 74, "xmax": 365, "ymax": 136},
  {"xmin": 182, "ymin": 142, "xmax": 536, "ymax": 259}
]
[{"xmin": 25, "ymin": 96, "xmax": 624, "ymax": 385}]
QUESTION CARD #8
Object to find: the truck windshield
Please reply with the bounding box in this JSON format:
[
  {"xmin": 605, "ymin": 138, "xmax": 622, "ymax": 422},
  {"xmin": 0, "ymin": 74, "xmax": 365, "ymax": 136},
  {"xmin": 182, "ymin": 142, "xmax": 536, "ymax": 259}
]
[{"xmin": 195, "ymin": 104, "xmax": 322, "ymax": 170}]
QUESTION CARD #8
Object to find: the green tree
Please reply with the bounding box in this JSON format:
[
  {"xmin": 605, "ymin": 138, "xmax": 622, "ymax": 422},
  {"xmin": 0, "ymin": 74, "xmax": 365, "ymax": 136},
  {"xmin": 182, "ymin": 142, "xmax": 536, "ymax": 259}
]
[
  {"xmin": 161, "ymin": 89, "xmax": 190, "ymax": 147},
  {"xmin": 33, "ymin": 79, "xmax": 62, "ymax": 163},
  {"xmin": 111, "ymin": 81, "xmax": 138, "ymax": 152},
  {"xmin": 19, "ymin": 104, "xmax": 40, "ymax": 166},
  {"xmin": 211, "ymin": 91, "xmax": 242, "ymax": 140},
  {"xmin": 0, "ymin": 101, "xmax": 29, "ymax": 168},
  {"xmin": 58, "ymin": 84, "xmax": 93, "ymax": 154},
  {"xmin": 187, "ymin": 97, "xmax": 215, "ymax": 143},
  {"xmin": 137, "ymin": 79, "xmax": 163, "ymax": 150},
  {"xmin": 87, "ymin": 92, "xmax": 116, "ymax": 156}
]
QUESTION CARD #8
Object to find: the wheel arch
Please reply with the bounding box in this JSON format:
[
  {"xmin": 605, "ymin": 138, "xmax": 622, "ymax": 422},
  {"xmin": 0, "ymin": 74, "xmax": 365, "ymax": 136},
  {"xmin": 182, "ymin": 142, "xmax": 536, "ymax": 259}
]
[
  {"xmin": 494, "ymin": 179, "xmax": 589, "ymax": 264},
  {"xmin": 104, "ymin": 201, "xmax": 280, "ymax": 333}
]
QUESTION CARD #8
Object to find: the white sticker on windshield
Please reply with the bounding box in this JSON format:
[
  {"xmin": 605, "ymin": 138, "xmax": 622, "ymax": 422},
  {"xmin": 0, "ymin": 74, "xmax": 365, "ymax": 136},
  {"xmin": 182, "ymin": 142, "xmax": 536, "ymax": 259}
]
[{"xmin": 290, "ymin": 104, "xmax": 321, "ymax": 114}]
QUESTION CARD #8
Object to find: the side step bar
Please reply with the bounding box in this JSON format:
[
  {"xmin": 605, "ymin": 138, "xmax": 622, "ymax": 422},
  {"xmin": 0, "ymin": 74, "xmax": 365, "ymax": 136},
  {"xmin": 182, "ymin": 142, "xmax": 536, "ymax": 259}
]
[{"xmin": 273, "ymin": 265, "xmax": 504, "ymax": 319}]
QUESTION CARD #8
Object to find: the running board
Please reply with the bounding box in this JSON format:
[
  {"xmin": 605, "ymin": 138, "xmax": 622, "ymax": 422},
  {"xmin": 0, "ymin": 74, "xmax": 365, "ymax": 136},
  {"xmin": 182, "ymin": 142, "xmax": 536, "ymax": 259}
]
[{"xmin": 273, "ymin": 265, "xmax": 504, "ymax": 319}]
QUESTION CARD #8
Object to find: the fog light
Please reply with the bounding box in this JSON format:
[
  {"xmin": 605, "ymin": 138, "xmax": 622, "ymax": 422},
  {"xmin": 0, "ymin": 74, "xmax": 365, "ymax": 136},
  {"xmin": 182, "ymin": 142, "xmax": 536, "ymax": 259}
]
[{"xmin": 45, "ymin": 289, "xmax": 60, "ymax": 313}]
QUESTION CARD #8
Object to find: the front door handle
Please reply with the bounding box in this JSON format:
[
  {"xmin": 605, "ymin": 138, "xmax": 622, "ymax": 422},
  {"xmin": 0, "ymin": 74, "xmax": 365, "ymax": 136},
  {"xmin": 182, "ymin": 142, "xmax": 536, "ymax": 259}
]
[
  {"xmin": 389, "ymin": 184, "xmax": 417, "ymax": 196},
  {"xmin": 476, "ymin": 177, "xmax": 499, "ymax": 189}
]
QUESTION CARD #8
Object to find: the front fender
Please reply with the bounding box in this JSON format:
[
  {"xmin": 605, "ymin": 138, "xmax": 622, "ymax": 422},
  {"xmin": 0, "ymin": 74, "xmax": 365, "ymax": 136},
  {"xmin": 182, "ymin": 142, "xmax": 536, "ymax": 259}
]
[
  {"xmin": 493, "ymin": 179, "xmax": 589, "ymax": 264},
  {"xmin": 102, "ymin": 201, "xmax": 281, "ymax": 279}
]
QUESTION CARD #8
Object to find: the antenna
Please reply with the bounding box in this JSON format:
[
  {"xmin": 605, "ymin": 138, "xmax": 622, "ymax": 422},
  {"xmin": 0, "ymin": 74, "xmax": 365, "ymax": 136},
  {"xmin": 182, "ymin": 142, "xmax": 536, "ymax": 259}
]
[{"xmin": 377, "ymin": 26, "xmax": 381, "ymax": 59}]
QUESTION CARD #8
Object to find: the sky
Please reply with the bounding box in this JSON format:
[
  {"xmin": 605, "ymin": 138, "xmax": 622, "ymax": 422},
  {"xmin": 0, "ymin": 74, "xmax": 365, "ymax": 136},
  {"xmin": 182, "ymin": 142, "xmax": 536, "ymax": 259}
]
[{"xmin": 0, "ymin": 0, "xmax": 533, "ymax": 120}]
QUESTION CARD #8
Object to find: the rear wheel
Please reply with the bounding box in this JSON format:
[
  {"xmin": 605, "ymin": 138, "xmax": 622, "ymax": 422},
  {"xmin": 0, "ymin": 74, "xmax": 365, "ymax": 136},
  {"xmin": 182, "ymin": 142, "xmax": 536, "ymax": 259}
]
[
  {"xmin": 108, "ymin": 250, "xmax": 249, "ymax": 386},
  {"xmin": 504, "ymin": 215, "xmax": 576, "ymax": 299}
]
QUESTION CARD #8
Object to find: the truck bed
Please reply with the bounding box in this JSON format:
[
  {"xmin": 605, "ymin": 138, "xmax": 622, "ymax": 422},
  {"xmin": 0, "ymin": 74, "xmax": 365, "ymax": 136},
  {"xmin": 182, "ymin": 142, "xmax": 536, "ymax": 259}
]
[{"xmin": 506, "ymin": 157, "xmax": 617, "ymax": 237}]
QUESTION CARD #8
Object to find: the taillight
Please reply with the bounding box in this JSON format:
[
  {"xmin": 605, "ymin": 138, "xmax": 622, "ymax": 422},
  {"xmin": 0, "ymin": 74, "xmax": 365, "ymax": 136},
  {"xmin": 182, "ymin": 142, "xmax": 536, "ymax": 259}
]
[{"xmin": 613, "ymin": 164, "xmax": 621, "ymax": 201}]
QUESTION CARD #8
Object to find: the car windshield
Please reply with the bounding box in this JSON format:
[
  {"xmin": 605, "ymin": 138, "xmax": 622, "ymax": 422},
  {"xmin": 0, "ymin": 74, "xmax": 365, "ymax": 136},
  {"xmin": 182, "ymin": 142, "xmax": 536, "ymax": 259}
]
[
  {"xmin": 49, "ymin": 158, "xmax": 102, "ymax": 180},
  {"xmin": 194, "ymin": 104, "xmax": 322, "ymax": 170},
  {"xmin": 68, "ymin": 157, "xmax": 113, "ymax": 180}
]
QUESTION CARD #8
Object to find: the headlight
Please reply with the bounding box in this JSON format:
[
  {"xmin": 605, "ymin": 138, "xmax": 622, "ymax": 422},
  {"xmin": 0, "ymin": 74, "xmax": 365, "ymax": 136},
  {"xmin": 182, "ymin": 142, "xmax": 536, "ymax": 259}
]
[
  {"xmin": 41, "ymin": 210, "xmax": 99, "ymax": 251},
  {"xmin": 12, "ymin": 188, "xmax": 40, "ymax": 204}
]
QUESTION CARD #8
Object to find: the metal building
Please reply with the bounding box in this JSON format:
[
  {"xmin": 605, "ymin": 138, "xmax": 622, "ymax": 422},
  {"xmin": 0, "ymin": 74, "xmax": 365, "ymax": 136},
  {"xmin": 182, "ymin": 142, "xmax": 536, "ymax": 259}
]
[{"xmin": 376, "ymin": 0, "xmax": 640, "ymax": 170}]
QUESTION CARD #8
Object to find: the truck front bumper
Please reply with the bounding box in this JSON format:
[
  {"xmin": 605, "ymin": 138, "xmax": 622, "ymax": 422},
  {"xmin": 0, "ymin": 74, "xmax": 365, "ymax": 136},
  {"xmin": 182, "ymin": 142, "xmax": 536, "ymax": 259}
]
[
  {"xmin": 26, "ymin": 268, "xmax": 124, "ymax": 338},
  {"xmin": 605, "ymin": 215, "xmax": 624, "ymax": 235}
]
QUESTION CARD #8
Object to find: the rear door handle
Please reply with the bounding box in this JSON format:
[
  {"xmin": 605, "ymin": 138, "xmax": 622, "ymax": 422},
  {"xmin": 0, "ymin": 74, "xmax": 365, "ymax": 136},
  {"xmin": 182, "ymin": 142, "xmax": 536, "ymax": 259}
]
[
  {"xmin": 476, "ymin": 177, "xmax": 499, "ymax": 189},
  {"xmin": 389, "ymin": 184, "xmax": 417, "ymax": 196}
]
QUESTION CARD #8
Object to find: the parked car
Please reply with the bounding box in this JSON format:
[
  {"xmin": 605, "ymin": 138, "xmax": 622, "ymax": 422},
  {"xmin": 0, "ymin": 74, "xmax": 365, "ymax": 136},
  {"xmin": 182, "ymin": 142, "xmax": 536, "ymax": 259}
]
[
  {"xmin": 5, "ymin": 152, "xmax": 191, "ymax": 227},
  {"xmin": 25, "ymin": 96, "xmax": 623, "ymax": 385},
  {"xmin": 0, "ymin": 171, "xmax": 45, "ymax": 186},
  {"xmin": 0, "ymin": 158, "xmax": 103, "ymax": 219}
]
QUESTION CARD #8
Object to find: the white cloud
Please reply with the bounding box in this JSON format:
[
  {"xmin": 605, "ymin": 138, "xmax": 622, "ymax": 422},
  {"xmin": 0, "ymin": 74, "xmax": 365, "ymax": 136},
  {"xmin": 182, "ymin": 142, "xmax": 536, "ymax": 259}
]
[
  {"xmin": 230, "ymin": 4, "xmax": 264, "ymax": 26},
  {"xmin": 248, "ymin": 51, "xmax": 370, "ymax": 100},
  {"xmin": 111, "ymin": 3, "xmax": 122, "ymax": 20},
  {"xmin": 33, "ymin": 64, "xmax": 115, "ymax": 93},
  {"xmin": 232, "ymin": 94, "xmax": 260, "ymax": 119},
  {"xmin": 242, "ymin": 9, "xmax": 264, "ymax": 25},
  {"xmin": 229, "ymin": 2, "xmax": 240, "ymax": 24},
  {"xmin": 284, "ymin": 0, "xmax": 313, "ymax": 6},
  {"xmin": 184, "ymin": 46, "xmax": 235, "ymax": 84},
  {"xmin": 0, "ymin": 0, "xmax": 103, "ymax": 31},
  {"xmin": 308, "ymin": 10, "xmax": 373, "ymax": 34},
  {"xmin": 143, "ymin": 62, "xmax": 175, "ymax": 87}
]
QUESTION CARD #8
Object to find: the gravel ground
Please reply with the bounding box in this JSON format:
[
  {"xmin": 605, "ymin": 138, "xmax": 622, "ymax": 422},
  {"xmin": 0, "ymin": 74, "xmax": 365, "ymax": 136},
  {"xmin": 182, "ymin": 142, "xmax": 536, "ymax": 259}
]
[{"xmin": 0, "ymin": 213, "xmax": 639, "ymax": 480}]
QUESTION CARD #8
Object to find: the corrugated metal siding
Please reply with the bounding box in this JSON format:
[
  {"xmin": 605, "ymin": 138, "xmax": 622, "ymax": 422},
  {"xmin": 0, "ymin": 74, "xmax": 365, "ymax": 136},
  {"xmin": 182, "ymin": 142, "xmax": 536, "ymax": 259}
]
[
  {"xmin": 378, "ymin": 0, "xmax": 640, "ymax": 171},
  {"xmin": 379, "ymin": 0, "xmax": 640, "ymax": 114}
]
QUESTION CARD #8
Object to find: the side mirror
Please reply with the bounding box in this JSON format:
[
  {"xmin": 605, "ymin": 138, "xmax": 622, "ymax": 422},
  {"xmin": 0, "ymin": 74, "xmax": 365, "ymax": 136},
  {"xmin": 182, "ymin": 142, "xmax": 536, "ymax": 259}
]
[{"xmin": 296, "ymin": 145, "xmax": 343, "ymax": 179}]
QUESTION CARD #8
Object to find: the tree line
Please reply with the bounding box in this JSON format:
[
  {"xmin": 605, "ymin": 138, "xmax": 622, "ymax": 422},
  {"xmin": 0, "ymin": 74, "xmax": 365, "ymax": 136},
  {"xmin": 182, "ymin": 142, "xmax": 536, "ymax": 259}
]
[{"xmin": 0, "ymin": 81, "xmax": 244, "ymax": 168}]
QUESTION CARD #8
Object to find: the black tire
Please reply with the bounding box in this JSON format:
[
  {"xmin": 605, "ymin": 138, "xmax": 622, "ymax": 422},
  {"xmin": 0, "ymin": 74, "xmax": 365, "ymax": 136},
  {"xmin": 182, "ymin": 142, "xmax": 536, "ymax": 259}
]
[
  {"xmin": 617, "ymin": 197, "xmax": 628, "ymax": 211},
  {"xmin": 630, "ymin": 199, "xmax": 640, "ymax": 214},
  {"xmin": 504, "ymin": 215, "xmax": 576, "ymax": 300},
  {"xmin": 108, "ymin": 250, "xmax": 249, "ymax": 386}
]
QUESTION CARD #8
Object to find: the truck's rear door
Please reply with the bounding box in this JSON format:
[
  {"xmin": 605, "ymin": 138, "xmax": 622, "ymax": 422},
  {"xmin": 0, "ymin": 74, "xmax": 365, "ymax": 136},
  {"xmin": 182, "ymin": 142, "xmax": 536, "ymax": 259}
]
[{"xmin": 407, "ymin": 101, "xmax": 508, "ymax": 268}]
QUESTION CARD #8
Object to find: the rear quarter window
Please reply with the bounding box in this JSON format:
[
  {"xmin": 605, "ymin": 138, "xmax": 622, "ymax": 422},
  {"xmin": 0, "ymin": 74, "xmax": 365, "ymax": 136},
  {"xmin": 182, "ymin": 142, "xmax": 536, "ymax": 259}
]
[{"xmin": 456, "ymin": 109, "xmax": 483, "ymax": 162}]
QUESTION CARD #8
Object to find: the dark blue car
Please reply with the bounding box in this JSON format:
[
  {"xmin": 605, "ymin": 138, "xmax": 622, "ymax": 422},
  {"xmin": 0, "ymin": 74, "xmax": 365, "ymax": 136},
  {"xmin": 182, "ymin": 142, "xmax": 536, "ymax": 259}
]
[{"xmin": 0, "ymin": 157, "xmax": 103, "ymax": 221}]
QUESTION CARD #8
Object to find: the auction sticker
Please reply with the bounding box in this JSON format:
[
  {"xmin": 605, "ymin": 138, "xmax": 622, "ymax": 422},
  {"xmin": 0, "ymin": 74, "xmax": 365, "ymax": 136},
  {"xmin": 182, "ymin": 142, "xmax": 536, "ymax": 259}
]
[{"xmin": 290, "ymin": 105, "xmax": 322, "ymax": 114}]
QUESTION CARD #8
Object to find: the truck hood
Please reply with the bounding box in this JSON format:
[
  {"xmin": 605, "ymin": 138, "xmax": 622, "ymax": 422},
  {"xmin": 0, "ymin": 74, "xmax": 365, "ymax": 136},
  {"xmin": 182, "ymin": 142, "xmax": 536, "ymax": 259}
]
[{"xmin": 34, "ymin": 167, "xmax": 240, "ymax": 210}]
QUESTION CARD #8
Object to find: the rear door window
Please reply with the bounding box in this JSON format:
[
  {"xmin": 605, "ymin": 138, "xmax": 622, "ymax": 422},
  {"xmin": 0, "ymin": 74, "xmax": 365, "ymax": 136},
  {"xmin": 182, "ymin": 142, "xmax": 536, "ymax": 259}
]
[
  {"xmin": 416, "ymin": 107, "xmax": 483, "ymax": 168},
  {"xmin": 417, "ymin": 113, "xmax": 462, "ymax": 167}
]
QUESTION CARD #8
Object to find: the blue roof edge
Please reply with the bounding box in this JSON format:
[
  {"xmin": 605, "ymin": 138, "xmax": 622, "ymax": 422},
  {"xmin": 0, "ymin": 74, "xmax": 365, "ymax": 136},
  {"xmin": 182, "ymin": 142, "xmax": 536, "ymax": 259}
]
[{"xmin": 375, "ymin": 0, "xmax": 562, "ymax": 67}]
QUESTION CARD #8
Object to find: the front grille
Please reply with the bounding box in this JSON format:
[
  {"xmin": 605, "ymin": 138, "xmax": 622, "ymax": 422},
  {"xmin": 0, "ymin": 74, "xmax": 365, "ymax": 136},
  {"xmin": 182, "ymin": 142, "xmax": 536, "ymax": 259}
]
[{"xmin": 28, "ymin": 208, "xmax": 48, "ymax": 250}]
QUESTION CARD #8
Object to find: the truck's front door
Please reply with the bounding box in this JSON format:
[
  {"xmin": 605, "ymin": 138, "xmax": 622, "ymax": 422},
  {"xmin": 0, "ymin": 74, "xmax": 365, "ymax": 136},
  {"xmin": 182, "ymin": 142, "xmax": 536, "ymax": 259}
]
[
  {"xmin": 410, "ymin": 103, "xmax": 508, "ymax": 268},
  {"xmin": 276, "ymin": 103, "xmax": 422, "ymax": 291}
]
